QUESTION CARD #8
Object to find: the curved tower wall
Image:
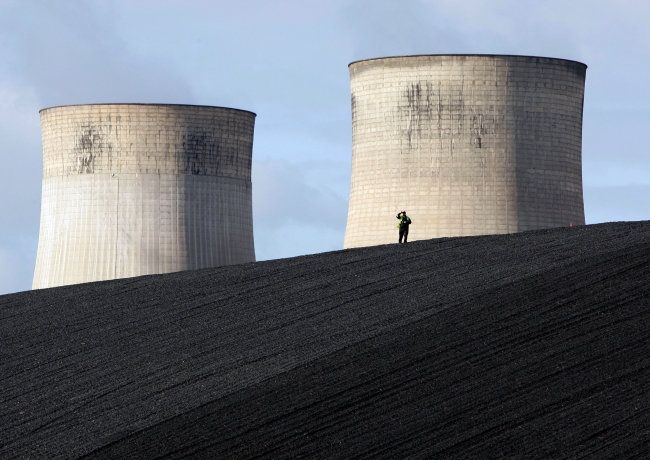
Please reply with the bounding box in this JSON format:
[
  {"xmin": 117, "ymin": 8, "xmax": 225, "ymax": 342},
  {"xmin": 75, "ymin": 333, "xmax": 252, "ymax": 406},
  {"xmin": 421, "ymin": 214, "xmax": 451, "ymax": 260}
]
[
  {"xmin": 33, "ymin": 104, "xmax": 256, "ymax": 289},
  {"xmin": 344, "ymin": 55, "xmax": 587, "ymax": 249}
]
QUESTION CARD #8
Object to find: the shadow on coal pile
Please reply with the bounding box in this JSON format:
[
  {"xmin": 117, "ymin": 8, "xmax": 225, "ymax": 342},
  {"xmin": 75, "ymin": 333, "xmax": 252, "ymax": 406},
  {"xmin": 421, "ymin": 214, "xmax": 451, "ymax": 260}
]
[{"xmin": 2, "ymin": 221, "xmax": 650, "ymax": 459}]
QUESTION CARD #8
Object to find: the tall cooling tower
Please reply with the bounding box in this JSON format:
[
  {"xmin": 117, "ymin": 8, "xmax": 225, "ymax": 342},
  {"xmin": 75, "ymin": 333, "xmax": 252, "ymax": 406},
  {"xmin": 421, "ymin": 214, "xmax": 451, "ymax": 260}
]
[
  {"xmin": 33, "ymin": 104, "xmax": 256, "ymax": 289},
  {"xmin": 344, "ymin": 55, "xmax": 587, "ymax": 249}
]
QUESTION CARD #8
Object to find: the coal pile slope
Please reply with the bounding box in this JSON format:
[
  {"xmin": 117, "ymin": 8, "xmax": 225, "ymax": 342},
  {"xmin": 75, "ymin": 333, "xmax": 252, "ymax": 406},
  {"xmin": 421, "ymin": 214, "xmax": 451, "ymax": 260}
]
[{"xmin": 2, "ymin": 222, "xmax": 650, "ymax": 459}]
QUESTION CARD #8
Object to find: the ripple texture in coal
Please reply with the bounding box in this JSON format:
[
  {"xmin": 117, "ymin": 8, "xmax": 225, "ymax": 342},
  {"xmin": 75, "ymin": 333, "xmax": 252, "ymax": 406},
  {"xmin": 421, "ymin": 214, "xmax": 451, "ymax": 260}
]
[{"xmin": 2, "ymin": 221, "xmax": 650, "ymax": 458}]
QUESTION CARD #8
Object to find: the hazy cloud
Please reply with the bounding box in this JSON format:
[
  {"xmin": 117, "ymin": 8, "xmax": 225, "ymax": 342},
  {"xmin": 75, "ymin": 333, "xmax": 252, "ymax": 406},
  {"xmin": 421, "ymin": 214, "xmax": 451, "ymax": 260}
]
[
  {"xmin": 0, "ymin": 246, "xmax": 27, "ymax": 294},
  {"xmin": 341, "ymin": 0, "xmax": 468, "ymax": 60},
  {"xmin": 585, "ymin": 185, "xmax": 650, "ymax": 224},
  {"xmin": 0, "ymin": 0, "xmax": 195, "ymax": 107},
  {"xmin": 252, "ymin": 158, "xmax": 348, "ymax": 261},
  {"xmin": 583, "ymin": 108, "xmax": 650, "ymax": 185},
  {"xmin": 0, "ymin": 80, "xmax": 42, "ymax": 293},
  {"xmin": 252, "ymin": 158, "xmax": 348, "ymax": 230}
]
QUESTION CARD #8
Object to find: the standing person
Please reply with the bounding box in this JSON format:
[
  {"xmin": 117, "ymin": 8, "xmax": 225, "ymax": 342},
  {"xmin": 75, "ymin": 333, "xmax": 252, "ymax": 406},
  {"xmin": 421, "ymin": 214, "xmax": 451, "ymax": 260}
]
[{"xmin": 396, "ymin": 211, "xmax": 412, "ymax": 243}]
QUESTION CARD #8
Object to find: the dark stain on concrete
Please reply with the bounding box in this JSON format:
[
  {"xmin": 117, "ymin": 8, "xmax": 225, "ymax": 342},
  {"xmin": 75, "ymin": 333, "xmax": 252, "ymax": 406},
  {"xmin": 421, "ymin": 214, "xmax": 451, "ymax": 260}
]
[
  {"xmin": 399, "ymin": 80, "xmax": 494, "ymax": 154},
  {"xmin": 181, "ymin": 131, "xmax": 221, "ymax": 175},
  {"xmin": 74, "ymin": 123, "xmax": 103, "ymax": 173},
  {"xmin": 400, "ymin": 81, "xmax": 436, "ymax": 151}
]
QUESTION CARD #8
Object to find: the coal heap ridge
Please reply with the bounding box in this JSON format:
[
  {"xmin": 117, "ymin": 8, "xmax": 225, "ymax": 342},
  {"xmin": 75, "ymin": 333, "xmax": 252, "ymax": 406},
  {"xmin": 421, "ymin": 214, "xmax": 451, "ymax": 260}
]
[{"xmin": 2, "ymin": 221, "xmax": 650, "ymax": 459}]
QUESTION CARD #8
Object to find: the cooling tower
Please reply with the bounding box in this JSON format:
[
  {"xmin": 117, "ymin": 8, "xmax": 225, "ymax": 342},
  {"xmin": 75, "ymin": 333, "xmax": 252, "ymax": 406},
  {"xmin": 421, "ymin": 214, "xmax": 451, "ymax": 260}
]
[
  {"xmin": 33, "ymin": 103, "xmax": 256, "ymax": 289},
  {"xmin": 344, "ymin": 55, "xmax": 587, "ymax": 248}
]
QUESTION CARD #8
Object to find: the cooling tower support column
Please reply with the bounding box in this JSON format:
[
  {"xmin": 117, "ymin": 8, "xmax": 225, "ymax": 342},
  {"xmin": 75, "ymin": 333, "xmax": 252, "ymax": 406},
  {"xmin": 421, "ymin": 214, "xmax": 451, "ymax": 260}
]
[
  {"xmin": 343, "ymin": 55, "xmax": 587, "ymax": 249},
  {"xmin": 33, "ymin": 104, "xmax": 256, "ymax": 289}
]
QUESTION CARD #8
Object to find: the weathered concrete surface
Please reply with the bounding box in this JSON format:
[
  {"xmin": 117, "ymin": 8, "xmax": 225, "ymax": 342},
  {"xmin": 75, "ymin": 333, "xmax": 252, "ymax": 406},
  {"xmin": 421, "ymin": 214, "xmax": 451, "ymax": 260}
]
[
  {"xmin": 2, "ymin": 221, "xmax": 650, "ymax": 458},
  {"xmin": 33, "ymin": 104, "xmax": 256, "ymax": 289},
  {"xmin": 345, "ymin": 55, "xmax": 587, "ymax": 248}
]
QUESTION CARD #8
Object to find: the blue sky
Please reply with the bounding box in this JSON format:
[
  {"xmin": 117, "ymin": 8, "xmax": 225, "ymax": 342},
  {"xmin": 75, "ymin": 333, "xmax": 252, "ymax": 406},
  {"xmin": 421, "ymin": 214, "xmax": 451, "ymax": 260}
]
[{"xmin": 0, "ymin": 0, "xmax": 649, "ymax": 294}]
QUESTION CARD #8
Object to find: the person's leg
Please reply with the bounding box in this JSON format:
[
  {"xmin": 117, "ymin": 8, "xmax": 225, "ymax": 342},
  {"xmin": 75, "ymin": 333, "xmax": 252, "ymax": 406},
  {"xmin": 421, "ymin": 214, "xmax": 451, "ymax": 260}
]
[
  {"xmin": 399, "ymin": 228, "xmax": 405, "ymax": 243},
  {"xmin": 404, "ymin": 228, "xmax": 409, "ymax": 243}
]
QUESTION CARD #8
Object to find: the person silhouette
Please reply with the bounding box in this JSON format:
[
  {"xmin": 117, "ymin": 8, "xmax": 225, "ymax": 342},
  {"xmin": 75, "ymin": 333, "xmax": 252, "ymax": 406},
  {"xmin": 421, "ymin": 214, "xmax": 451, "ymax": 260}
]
[{"xmin": 396, "ymin": 211, "xmax": 412, "ymax": 243}]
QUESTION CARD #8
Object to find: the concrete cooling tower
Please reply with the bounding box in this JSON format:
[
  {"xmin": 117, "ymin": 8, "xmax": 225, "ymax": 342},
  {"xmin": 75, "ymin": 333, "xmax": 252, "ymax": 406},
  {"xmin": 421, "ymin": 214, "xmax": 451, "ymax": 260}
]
[
  {"xmin": 344, "ymin": 55, "xmax": 587, "ymax": 249},
  {"xmin": 33, "ymin": 104, "xmax": 256, "ymax": 289}
]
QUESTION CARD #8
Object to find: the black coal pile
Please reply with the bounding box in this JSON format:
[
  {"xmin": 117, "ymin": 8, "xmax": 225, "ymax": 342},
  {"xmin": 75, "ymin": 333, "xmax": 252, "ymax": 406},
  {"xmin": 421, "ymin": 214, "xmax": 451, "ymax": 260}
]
[{"xmin": 2, "ymin": 221, "xmax": 650, "ymax": 459}]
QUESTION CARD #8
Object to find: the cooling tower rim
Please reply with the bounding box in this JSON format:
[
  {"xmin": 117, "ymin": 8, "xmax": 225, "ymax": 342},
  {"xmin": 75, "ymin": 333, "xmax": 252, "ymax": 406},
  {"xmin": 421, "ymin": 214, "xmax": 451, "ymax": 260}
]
[
  {"xmin": 38, "ymin": 103, "xmax": 256, "ymax": 116},
  {"xmin": 348, "ymin": 54, "xmax": 587, "ymax": 69}
]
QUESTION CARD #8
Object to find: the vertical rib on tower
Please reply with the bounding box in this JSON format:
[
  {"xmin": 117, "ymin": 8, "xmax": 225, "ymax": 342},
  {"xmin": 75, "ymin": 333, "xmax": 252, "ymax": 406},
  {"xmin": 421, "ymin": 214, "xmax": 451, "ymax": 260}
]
[
  {"xmin": 33, "ymin": 103, "xmax": 256, "ymax": 289},
  {"xmin": 344, "ymin": 55, "xmax": 587, "ymax": 248}
]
